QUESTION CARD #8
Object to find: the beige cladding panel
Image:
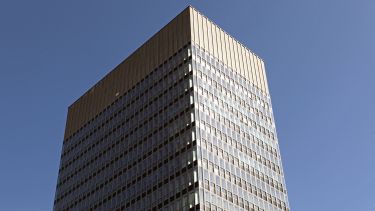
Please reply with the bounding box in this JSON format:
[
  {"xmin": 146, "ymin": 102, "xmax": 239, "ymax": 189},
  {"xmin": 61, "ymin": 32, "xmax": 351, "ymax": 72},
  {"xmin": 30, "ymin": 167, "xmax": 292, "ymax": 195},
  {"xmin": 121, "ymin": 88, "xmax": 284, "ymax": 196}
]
[
  {"xmin": 217, "ymin": 27, "xmax": 224, "ymax": 64},
  {"xmin": 204, "ymin": 17, "xmax": 210, "ymax": 53},
  {"xmin": 202, "ymin": 17, "xmax": 208, "ymax": 52},
  {"xmin": 257, "ymin": 56, "xmax": 266, "ymax": 93},
  {"xmin": 254, "ymin": 56, "xmax": 262, "ymax": 91},
  {"xmin": 197, "ymin": 15, "xmax": 202, "ymax": 48},
  {"xmin": 191, "ymin": 9, "xmax": 198, "ymax": 45},
  {"xmin": 255, "ymin": 55, "xmax": 263, "ymax": 91},
  {"xmin": 225, "ymin": 34, "xmax": 231, "ymax": 69},
  {"xmin": 249, "ymin": 54, "xmax": 258, "ymax": 89},
  {"xmin": 220, "ymin": 31, "xmax": 226, "ymax": 67},
  {"xmin": 211, "ymin": 23, "xmax": 217, "ymax": 59},
  {"xmin": 223, "ymin": 32, "xmax": 229, "ymax": 68},
  {"xmin": 229, "ymin": 35, "xmax": 234, "ymax": 70},
  {"xmin": 199, "ymin": 15, "xmax": 203, "ymax": 49},
  {"xmin": 212, "ymin": 25, "xmax": 219, "ymax": 61},
  {"xmin": 240, "ymin": 45, "xmax": 247, "ymax": 80},
  {"xmin": 189, "ymin": 7, "xmax": 269, "ymax": 95},
  {"xmin": 234, "ymin": 40, "xmax": 241, "ymax": 77},
  {"xmin": 251, "ymin": 54, "xmax": 259, "ymax": 90},
  {"xmin": 233, "ymin": 38, "xmax": 239, "ymax": 72},
  {"xmin": 64, "ymin": 8, "xmax": 191, "ymax": 139},
  {"xmin": 251, "ymin": 53, "xmax": 259, "ymax": 89},
  {"xmin": 259, "ymin": 60, "xmax": 270, "ymax": 94},
  {"xmin": 206, "ymin": 18, "xmax": 213, "ymax": 54},
  {"xmin": 216, "ymin": 27, "xmax": 223, "ymax": 63},
  {"xmin": 234, "ymin": 41, "xmax": 241, "ymax": 77},
  {"xmin": 248, "ymin": 51, "xmax": 255, "ymax": 85},
  {"xmin": 245, "ymin": 48, "xmax": 253, "ymax": 83},
  {"xmin": 213, "ymin": 25, "xmax": 220, "ymax": 62},
  {"xmin": 228, "ymin": 35, "xmax": 234, "ymax": 71},
  {"xmin": 232, "ymin": 38, "xmax": 238, "ymax": 73}
]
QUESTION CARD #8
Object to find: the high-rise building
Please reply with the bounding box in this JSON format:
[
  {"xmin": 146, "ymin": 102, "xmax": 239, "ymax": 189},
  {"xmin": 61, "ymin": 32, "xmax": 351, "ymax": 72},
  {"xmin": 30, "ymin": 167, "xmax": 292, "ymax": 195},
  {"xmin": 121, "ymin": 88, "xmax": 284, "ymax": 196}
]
[{"xmin": 54, "ymin": 6, "xmax": 289, "ymax": 211}]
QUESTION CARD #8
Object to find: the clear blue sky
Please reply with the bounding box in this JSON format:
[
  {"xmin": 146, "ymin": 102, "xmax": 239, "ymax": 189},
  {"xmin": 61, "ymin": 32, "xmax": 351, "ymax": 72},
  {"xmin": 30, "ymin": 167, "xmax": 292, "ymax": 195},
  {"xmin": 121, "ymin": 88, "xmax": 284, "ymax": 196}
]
[{"xmin": 0, "ymin": 0, "xmax": 374, "ymax": 210}]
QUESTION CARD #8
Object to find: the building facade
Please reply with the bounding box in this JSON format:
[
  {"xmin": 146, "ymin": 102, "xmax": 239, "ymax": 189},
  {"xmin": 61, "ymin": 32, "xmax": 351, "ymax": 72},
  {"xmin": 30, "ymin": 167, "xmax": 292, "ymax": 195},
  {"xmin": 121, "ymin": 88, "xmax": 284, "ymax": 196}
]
[{"xmin": 54, "ymin": 6, "xmax": 289, "ymax": 211}]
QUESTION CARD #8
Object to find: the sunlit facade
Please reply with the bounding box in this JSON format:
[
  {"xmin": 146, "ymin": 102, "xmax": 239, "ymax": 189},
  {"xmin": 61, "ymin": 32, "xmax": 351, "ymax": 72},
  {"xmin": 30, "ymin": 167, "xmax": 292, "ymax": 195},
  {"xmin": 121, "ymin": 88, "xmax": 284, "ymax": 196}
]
[{"xmin": 192, "ymin": 43, "xmax": 289, "ymax": 211}]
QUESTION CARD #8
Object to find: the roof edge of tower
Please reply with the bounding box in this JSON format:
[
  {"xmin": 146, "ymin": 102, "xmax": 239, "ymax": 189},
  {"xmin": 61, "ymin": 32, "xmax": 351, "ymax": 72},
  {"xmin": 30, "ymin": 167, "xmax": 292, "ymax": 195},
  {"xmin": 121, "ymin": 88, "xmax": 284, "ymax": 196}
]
[
  {"xmin": 68, "ymin": 6, "xmax": 192, "ymax": 110},
  {"xmin": 64, "ymin": 6, "xmax": 192, "ymax": 139}
]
